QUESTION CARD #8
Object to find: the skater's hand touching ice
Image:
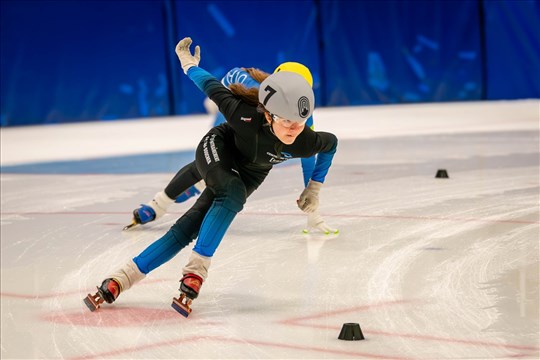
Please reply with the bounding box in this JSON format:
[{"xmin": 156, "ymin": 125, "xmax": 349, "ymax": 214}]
[
  {"xmin": 297, "ymin": 181, "xmax": 338, "ymax": 234},
  {"xmin": 303, "ymin": 211, "xmax": 339, "ymax": 235},
  {"xmin": 297, "ymin": 180, "xmax": 322, "ymax": 213},
  {"xmin": 176, "ymin": 37, "xmax": 200, "ymax": 74}
]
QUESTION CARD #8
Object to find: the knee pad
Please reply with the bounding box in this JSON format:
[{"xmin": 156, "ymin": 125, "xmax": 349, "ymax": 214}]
[
  {"xmin": 216, "ymin": 176, "xmax": 246, "ymax": 213},
  {"xmin": 205, "ymin": 168, "xmax": 247, "ymax": 213}
]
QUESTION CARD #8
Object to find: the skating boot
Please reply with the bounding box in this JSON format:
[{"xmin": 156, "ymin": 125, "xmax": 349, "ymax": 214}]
[
  {"xmin": 83, "ymin": 278, "xmax": 120, "ymax": 312},
  {"xmin": 171, "ymin": 274, "xmax": 203, "ymax": 317},
  {"xmin": 123, "ymin": 204, "xmax": 156, "ymax": 230},
  {"xmin": 125, "ymin": 204, "xmax": 157, "ymax": 230},
  {"xmin": 123, "ymin": 191, "xmax": 175, "ymax": 230}
]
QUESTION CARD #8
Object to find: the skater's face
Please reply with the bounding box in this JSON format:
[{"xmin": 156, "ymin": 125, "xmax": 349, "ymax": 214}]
[{"xmin": 265, "ymin": 112, "xmax": 305, "ymax": 145}]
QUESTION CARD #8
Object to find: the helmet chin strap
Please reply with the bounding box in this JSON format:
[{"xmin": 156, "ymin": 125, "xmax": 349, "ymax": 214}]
[
  {"xmin": 269, "ymin": 120, "xmax": 277, "ymax": 136},
  {"xmin": 264, "ymin": 113, "xmax": 277, "ymax": 136}
]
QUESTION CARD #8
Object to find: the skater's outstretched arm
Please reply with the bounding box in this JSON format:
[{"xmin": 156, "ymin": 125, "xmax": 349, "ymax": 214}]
[
  {"xmin": 300, "ymin": 117, "xmax": 338, "ymax": 235},
  {"xmin": 176, "ymin": 38, "xmax": 243, "ymax": 119},
  {"xmin": 297, "ymin": 133, "xmax": 338, "ymax": 231}
]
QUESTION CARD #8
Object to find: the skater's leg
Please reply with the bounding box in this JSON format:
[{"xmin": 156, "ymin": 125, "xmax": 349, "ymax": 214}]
[
  {"xmin": 174, "ymin": 180, "xmax": 206, "ymax": 204},
  {"xmin": 172, "ymin": 250, "xmax": 210, "ymax": 317},
  {"xmin": 180, "ymin": 251, "xmax": 210, "ymax": 299},
  {"xmin": 132, "ymin": 230, "xmax": 190, "ymax": 274},
  {"xmin": 131, "ymin": 191, "xmax": 175, "ymax": 226},
  {"xmin": 108, "ymin": 259, "xmax": 146, "ymax": 294},
  {"xmin": 129, "ymin": 162, "xmax": 203, "ymax": 227},
  {"xmin": 133, "ymin": 189, "xmax": 215, "ymax": 274},
  {"xmin": 182, "ymin": 251, "xmax": 211, "ymax": 281},
  {"xmin": 83, "ymin": 260, "xmax": 145, "ymax": 311},
  {"xmin": 165, "ymin": 161, "xmax": 202, "ymax": 199},
  {"xmin": 165, "ymin": 161, "xmax": 204, "ymax": 204},
  {"xmin": 171, "ymin": 134, "xmax": 247, "ymax": 316},
  {"xmin": 173, "ymin": 167, "xmax": 246, "ymax": 294},
  {"xmin": 192, "ymin": 167, "xmax": 246, "ymax": 258},
  {"xmin": 171, "ymin": 170, "xmax": 246, "ymax": 317},
  {"xmin": 88, "ymin": 186, "xmax": 216, "ymax": 312}
]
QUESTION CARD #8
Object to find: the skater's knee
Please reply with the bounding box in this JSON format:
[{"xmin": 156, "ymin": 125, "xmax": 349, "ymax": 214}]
[
  {"xmin": 170, "ymin": 224, "xmax": 197, "ymax": 245},
  {"xmin": 205, "ymin": 168, "xmax": 246, "ymax": 212},
  {"xmin": 217, "ymin": 176, "xmax": 247, "ymax": 212}
]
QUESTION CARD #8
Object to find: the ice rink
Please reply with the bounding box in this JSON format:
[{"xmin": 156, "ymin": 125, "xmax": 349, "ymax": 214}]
[{"xmin": 1, "ymin": 100, "xmax": 539, "ymax": 359}]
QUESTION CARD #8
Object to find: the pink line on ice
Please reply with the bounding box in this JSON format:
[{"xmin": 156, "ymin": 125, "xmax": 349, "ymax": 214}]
[
  {"xmin": 0, "ymin": 278, "xmax": 174, "ymax": 300},
  {"xmin": 69, "ymin": 335, "xmax": 415, "ymax": 360},
  {"xmin": 41, "ymin": 306, "xmax": 223, "ymax": 328},
  {"xmin": 279, "ymin": 301, "xmax": 539, "ymax": 353},
  {"xmin": 1, "ymin": 210, "xmax": 537, "ymax": 225}
]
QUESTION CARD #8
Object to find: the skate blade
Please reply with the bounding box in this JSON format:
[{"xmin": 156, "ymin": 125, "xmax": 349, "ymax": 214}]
[
  {"xmin": 83, "ymin": 293, "xmax": 101, "ymax": 312},
  {"xmin": 171, "ymin": 295, "xmax": 192, "ymax": 317},
  {"xmin": 122, "ymin": 221, "xmax": 138, "ymax": 231}
]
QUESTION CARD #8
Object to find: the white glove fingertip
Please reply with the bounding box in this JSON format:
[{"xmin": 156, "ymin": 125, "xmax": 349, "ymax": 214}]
[
  {"xmin": 178, "ymin": 37, "xmax": 189, "ymax": 49},
  {"xmin": 319, "ymin": 223, "xmax": 339, "ymax": 235}
]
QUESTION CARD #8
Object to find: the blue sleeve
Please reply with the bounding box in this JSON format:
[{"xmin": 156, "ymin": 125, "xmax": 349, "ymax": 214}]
[
  {"xmin": 187, "ymin": 66, "xmax": 241, "ymax": 118},
  {"xmin": 221, "ymin": 67, "xmax": 260, "ymax": 89},
  {"xmin": 300, "ymin": 115, "xmax": 316, "ymax": 186},
  {"xmin": 310, "ymin": 133, "xmax": 337, "ymax": 183},
  {"xmin": 301, "ymin": 156, "xmax": 316, "ymax": 187},
  {"xmin": 305, "ymin": 115, "xmax": 314, "ymax": 130},
  {"xmin": 187, "ymin": 66, "xmax": 217, "ymax": 94}
]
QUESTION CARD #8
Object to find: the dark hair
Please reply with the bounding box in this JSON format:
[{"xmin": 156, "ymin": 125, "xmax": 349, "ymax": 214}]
[{"xmin": 228, "ymin": 67, "xmax": 270, "ymax": 108}]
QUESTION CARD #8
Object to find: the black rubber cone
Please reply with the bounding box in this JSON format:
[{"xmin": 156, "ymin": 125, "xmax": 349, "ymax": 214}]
[
  {"xmin": 338, "ymin": 323, "xmax": 365, "ymax": 341},
  {"xmin": 435, "ymin": 169, "xmax": 449, "ymax": 178}
]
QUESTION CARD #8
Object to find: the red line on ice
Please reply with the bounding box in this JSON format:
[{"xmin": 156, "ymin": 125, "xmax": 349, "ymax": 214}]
[
  {"xmin": 0, "ymin": 278, "xmax": 173, "ymax": 300},
  {"xmin": 69, "ymin": 335, "xmax": 414, "ymax": 360},
  {"xmin": 1, "ymin": 211, "xmax": 537, "ymax": 224},
  {"xmin": 279, "ymin": 302, "xmax": 539, "ymax": 353}
]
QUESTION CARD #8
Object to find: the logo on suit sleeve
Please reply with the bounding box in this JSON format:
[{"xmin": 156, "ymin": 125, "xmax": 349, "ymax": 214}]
[
  {"xmin": 298, "ymin": 96, "xmax": 310, "ymax": 118},
  {"xmin": 266, "ymin": 151, "xmax": 293, "ymax": 164}
]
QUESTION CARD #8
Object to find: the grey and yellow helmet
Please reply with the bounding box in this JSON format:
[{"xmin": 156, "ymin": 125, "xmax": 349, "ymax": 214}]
[{"xmin": 258, "ymin": 71, "xmax": 314, "ymax": 122}]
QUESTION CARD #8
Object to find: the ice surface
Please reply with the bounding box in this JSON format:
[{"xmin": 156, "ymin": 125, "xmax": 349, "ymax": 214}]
[{"xmin": 1, "ymin": 100, "xmax": 538, "ymax": 359}]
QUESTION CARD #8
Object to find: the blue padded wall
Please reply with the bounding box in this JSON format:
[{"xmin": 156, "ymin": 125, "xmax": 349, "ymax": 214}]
[
  {"xmin": 318, "ymin": 0, "xmax": 482, "ymax": 106},
  {"xmin": 171, "ymin": 0, "xmax": 320, "ymax": 114},
  {"xmin": 1, "ymin": 0, "xmax": 538, "ymax": 127},
  {"xmin": 482, "ymin": 0, "xmax": 540, "ymax": 100},
  {"xmin": 0, "ymin": 0, "xmax": 170, "ymax": 126}
]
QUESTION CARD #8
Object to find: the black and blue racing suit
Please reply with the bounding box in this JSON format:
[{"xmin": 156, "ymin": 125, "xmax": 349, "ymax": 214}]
[{"xmin": 132, "ymin": 67, "xmax": 337, "ymax": 274}]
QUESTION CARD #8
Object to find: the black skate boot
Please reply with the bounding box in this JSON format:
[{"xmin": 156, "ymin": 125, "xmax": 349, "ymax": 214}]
[
  {"xmin": 83, "ymin": 278, "xmax": 121, "ymax": 312},
  {"xmin": 171, "ymin": 274, "xmax": 203, "ymax": 317}
]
